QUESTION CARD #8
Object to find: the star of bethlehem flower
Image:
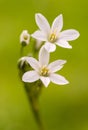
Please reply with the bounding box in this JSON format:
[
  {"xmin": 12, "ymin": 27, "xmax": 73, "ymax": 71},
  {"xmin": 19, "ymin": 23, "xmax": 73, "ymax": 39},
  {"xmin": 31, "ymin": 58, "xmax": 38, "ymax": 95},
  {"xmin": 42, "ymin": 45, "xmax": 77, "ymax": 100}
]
[
  {"xmin": 22, "ymin": 47, "xmax": 69, "ymax": 87},
  {"xmin": 20, "ymin": 30, "xmax": 30, "ymax": 46},
  {"xmin": 32, "ymin": 13, "xmax": 80, "ymax": 52}
]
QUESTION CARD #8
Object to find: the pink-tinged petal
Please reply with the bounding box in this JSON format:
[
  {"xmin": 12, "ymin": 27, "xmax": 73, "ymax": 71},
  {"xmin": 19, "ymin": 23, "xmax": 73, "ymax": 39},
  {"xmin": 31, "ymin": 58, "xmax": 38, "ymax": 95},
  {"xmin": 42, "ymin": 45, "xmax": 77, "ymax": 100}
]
[
  {"xmin": 22, "ymin": 71, "xmax": 40, "ymax": 83},
  {"xmin": 48, "ymin": 60, "xmax": 67, "ymax": 73},
  {"xmin": 56, "ymin": 40, "xmax": 72, "ymax": 49},
  {"xmin": 50, "ymin": 73, "xmax": 69, "ymax": 85},
  {"xmin": 39, "ymin": 46, "xmax": 49, "ymax": 66},
  {"xmin": 26, "ymin": 57, "xmax": 40, "ymax": 71},
  {"xmin": 60, "ymin": 29, "xmax": 80, "ymax": 41},
  {"xmin": 44, "ymin": 42, "xmax": 56, "ymax": 52},
  {"xmin": 40, "ymin": 76, "xmax": 50, "ymax": 87},
  {"xmin": 35, "ymin": 13, "xmax": 50, "ymax": 34},
  {"xmin": 31, "ymin": 30, "xmax": 47, "ymax": 41},
  {"xmin": 51, "ymin": 14, "xmax": 63, "ymax": 33}
]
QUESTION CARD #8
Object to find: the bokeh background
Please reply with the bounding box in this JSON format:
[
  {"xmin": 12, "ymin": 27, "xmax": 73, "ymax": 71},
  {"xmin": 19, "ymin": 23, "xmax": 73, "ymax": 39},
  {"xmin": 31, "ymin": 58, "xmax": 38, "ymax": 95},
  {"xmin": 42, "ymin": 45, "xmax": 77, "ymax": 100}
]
[{"xmin": 0, "ymin": 0, "xmax": 88, "ymax": 130}]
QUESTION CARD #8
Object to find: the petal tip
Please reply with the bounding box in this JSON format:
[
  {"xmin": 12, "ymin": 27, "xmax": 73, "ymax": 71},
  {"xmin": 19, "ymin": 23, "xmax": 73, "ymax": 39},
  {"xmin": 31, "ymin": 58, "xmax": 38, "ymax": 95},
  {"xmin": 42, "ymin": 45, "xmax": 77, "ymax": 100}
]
[
  {"xmin": 74, "ymin": 30, "xmax": 80, "ymax": 39},
  {"xmin": 66, "ymin": 80, "xmax": 69, "ymax": 84},
  {"xmin": 77, "ymin": 31, "xmax": 80, "ymax": 38},
  {"xmin": 60, "ymin": 14, "xmax": 63, "ymax": 17},
  {"xmin": 69, "ymin": 45, "xmax": 72, "ymax": 49},
  {"xmin": 64, "ymin": 60, "xmax": 67, "ymax": 64},
  {"xmin": 35, "ymin": 13, "xmax": 40, "ymax": 16},
  {"xmin": 59, "ymin": 14, "xmax": 63, "ymax": 20},
  {"xmin": 35, "ymin": 13, "xmax": 43, "ymax": 19},
  {"xmin": 62, "ymin": 79, "xmax": 69, "ymax": 85}
]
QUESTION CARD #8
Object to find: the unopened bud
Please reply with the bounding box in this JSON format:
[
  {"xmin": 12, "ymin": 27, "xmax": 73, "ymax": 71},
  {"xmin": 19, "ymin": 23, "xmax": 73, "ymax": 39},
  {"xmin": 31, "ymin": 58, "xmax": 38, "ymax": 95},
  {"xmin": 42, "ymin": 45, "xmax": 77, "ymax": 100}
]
[{"xmin": 20, "ymin": 30, "xmax": 30, "ymax": 46}]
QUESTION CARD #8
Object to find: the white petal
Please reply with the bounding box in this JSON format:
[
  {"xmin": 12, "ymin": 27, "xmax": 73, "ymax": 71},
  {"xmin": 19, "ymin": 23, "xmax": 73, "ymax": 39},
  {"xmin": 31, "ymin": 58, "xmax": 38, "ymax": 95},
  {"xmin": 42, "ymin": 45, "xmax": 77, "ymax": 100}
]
[
  {"xmin": 51, "ymin": 14, "xmax": 63, "ymax": 33},
  {"xmin": 22, "ymin": 71, "xmax": 40, "ymax": 83},
  {"xmin": 40, "ymin": 76, "xmax": 50, "ymax": 87},
  {"xmin": 50, "ymin": 73, "xmax": 69, "ymax": 85},
  {"xmin": 56, "ymin": 40, "xmax": 72, "ymax": 49},
  {"xmin": 26, "ymin": 57, "xmax": 40, "ymax": 71},
  {"xmin": 48, "ymin": 60, "xmax": 67, "ymax": 73},
  {"xmin": 31, "ymin": 30, "xmax": 47, "ymax": 41},
  {"xmin": 39, "ymin": 46, "xmax": 49, "ymax": 66},
  {"xmin": 35, "ymin": 13, "xmax": 50, "ymax": 34},
  {"xmin": 44, "ymin": 42, "xmax": 56, "ymax": 52},
  {"xmin": 60, "ymin": 29, "xmax": 80, "ymax": 41}
]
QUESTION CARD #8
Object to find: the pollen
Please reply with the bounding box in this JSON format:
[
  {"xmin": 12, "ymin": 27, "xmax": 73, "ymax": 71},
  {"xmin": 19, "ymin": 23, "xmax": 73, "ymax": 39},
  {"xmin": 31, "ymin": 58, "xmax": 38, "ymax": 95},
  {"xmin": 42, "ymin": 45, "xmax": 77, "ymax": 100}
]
[
  {"xmin": 49, "ymin": 33, "xmax": 56, "ymax": 43},
  {"xmin": 40, "ymin": 66, "xmax": 49, "ymax": 76}
]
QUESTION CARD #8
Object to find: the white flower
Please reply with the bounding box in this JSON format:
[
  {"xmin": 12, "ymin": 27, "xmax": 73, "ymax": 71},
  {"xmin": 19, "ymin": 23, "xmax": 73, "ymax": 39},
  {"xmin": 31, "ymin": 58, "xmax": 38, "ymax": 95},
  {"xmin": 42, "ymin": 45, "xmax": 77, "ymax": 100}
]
[
  {"xmin": 22, "ymin": 47, "xmax": 69, "ymax": 87},
  {"xmin": 20, "ymin": 30, "xmax": 30, "ymax": 46},
  {"xmin": 32, "ymin": 13, "xmax": 80, "ymax": 52}
]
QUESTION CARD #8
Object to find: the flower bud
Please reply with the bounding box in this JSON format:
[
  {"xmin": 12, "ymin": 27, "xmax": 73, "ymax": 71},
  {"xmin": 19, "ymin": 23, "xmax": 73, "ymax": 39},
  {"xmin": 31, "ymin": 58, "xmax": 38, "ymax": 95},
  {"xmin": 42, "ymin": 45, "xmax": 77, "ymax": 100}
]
[{"xmin": 20, "ymin": 30, "xmax": 30, "ymax": 46}]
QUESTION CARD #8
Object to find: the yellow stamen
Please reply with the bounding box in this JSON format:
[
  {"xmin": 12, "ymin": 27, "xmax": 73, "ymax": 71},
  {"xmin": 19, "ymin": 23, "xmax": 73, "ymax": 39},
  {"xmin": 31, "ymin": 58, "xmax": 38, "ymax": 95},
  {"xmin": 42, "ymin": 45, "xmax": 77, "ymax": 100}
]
[
  {"xmin": 40, "ymin": 66, "xmax": 49, "ymax": 76},
  {"xmin": 49, "ymin": 33, "xmax": 56, "ymax": 42}
]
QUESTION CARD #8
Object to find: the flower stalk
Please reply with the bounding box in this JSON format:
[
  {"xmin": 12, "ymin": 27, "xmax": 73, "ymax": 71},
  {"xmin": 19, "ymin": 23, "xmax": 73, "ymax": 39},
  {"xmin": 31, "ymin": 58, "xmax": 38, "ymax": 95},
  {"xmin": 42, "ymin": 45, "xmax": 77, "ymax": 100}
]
[
  {"xmin": 18, "ymin": 12, "xmax": 80, "ymax": 130},
  {"xmin": 24, "ymin": 82, "xmax": 44, "ymax": 130},
  {"xmin": 18, "ymin": 54, "xmax": 44, "ymax": 130}
]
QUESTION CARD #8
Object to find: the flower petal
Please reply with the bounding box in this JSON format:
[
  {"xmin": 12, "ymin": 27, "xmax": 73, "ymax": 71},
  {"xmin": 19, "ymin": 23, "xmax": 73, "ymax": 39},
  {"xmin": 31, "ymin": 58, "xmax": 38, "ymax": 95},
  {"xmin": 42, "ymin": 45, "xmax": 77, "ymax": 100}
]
[
  {"xmin": 50, "ymin": 73, "xmax": 69, "ymax": 85},
  {"xmin": 44, "ymin": 42, "xmax": 56, "ymax": 52},
  {"xmin": 35, "ymin": 13, "xmax": 50, "ymax": 34},
  {"xmin": 56, "ymin": 40, "xmax": 72, "ymax": 49},
  {"xmin": 35, "ymin": 39, "xmax": 43, "ymax": 49},
  {"xmin": 31, "ymin": 30, "xmax": 47, "ymax": 41},
  {"xmin": 60, "ymin": 29, "xmax": 80, "ymax": 41},
  {"xmin": 51, "ymin": 14, "xmax": 63, "ymax": 33},
  {"xmin": 39, "ymin": 46, "xmax": 49, "ymax": 66},
  {"xmin": 22, "ymin": 71, "xmax": 40, "ymax": 83},
  {"xmin": 40, "ymin": 76, "xmax": 50, "ymax": 87},
  {"xmin": 48, "ymin": 60, "xmax": 67, "ymax": 73},
  {"xmin": 26, "ymin": 57, "xmax": 40, "ymax": 71}
]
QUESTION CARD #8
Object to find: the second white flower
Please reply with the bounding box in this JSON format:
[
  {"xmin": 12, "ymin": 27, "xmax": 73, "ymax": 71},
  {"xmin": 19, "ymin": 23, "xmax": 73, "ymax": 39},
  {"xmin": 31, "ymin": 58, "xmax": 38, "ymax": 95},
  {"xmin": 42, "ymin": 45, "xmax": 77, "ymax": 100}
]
[{"xmin": 22, "ymin": 47, "xmax": 69, "ymax": 87}]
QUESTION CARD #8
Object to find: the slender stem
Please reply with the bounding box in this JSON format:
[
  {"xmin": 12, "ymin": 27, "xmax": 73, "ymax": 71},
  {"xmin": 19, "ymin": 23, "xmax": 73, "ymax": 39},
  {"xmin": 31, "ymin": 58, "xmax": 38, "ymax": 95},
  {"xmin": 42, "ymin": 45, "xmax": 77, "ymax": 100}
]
[
  {"xmin": 18, "ymin": 39, "xmax": 45, "ymax": 130},
  {"xmin": 24, "ymin": 83, "xmax": 44, "ymax": 130},
  {"xmin": 29, "ymin": 96, "xmax": 44, "ymax": 130},
  {"xmin": 20, "ymin": 46, "xmax": 24, "ymax": 57}
]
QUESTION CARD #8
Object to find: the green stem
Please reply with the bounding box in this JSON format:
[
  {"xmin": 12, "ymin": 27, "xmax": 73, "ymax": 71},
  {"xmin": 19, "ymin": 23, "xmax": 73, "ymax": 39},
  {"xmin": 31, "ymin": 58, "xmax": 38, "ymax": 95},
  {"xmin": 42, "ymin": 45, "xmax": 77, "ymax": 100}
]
[
  {"xmin": 20, "ymin": 46, "xmax": 24, "ymax": 57},
  {"xmin": 29, "ymin": 96, "xmax": 44, "ymax": 130},
  {"xmin": 24, "ymin": 83, "xmax": 44, "ymax": 130},
  {"xmin": 18, "ymin": 40, "xmax": 45, "ymax": 130}
]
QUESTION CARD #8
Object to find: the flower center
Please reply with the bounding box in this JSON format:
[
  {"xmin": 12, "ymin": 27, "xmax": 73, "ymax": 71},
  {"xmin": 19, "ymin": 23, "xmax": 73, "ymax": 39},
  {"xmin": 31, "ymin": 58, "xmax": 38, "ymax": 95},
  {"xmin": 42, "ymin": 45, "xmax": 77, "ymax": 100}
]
[
  {"xmin": 40, "ymin": 66, "xmax": 49, "ymax": 76},
  {"xmin": 49, "ymin": 33, "xmax": 56, "ymax": 43},
  {"xmin": 24, "ymin": 35, "xmax": 28, "ymax": 40}
]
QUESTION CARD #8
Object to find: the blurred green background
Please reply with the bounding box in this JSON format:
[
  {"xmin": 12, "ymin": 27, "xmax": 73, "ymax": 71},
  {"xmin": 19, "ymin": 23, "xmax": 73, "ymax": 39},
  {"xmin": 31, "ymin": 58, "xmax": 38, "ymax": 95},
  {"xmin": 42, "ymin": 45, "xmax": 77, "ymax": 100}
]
[{"xmin": 0, "ymin": 0, "xmax": 88, "ymax": 130}]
